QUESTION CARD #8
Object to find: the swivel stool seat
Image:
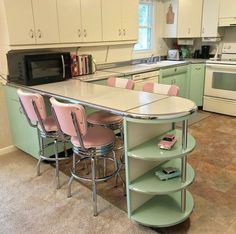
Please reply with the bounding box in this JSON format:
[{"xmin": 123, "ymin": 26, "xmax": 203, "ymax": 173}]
[
  {"xmin": 17, "ymin": 89, "xmax": 70, "ymax": 189},
  {"xmin": 87, "ymin": 77, "xmax": 135, "ymax": 161},
  {"xmin": 50, "ymin": 97, "xmax": 121, "ymax": 216}
]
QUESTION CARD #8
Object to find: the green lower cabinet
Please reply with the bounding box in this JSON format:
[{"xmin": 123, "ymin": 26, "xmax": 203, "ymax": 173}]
[
  {"xmin": 5, "ymin": 86, "xmax": 70, "ymax": 159},
  {"xmin": 189, "ymin": 64, "xmax": 205, "ymax": 106},
  {"xmin": 159, "ymin": 65, "xmax": 189, "ymax": 98}
]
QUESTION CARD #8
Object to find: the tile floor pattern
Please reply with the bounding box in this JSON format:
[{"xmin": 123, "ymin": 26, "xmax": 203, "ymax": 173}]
[{"xmin": 2, "ymin": 111, "xmax": 236, "ymax": 233}]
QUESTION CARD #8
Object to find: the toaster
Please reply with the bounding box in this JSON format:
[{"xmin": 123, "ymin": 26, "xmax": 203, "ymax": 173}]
[{"xmin": 167, "ymin": 49, "xmax": 182, "ymax": 61}]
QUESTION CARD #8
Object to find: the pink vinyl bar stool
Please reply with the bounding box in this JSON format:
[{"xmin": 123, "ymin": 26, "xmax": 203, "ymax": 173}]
[
  {"xmin": 87, "ymin": 77, "xmax": 135, "ymax": 135},
  {"xmin": 142, "ymin": 83, "xmax": 180, "ymax": 96},
  {"xmin": 50, "ymin": 97, "xmax": 120, "ymax": 216},
  {"xmin": 17, "ymin": 89, "xmax": 69, "ymax": 189}
]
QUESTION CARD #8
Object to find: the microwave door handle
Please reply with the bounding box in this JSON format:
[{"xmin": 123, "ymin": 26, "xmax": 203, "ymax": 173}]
[{"xmin": 61, "ymin": 55, "xmax": 65, "ymax": 78}]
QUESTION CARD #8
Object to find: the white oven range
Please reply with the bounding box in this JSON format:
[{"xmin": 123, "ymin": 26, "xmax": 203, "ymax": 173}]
[{"xmin": 203, "ymin": 43, "xmax": 236, "ymax": 116}]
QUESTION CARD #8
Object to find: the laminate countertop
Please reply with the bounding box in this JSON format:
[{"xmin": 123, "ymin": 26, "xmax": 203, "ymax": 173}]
[{"xmin": 20, "ymin": 79, "xmax": 197, "ymax": 120}]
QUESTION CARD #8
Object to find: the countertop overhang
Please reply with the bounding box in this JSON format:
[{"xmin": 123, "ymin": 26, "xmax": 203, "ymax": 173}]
[{"xmin": 10, "ymin": 79, "xmax": 197, "ymax": 120}]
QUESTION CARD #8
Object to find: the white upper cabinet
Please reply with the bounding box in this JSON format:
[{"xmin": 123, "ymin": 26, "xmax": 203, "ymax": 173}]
[
  {"xmin": 32, "ymin": 0, "xmax": 59, "ymax": 44},
  {"xmin": 201, "ymin": 0, "xmax": 220, "ymax": 37},
  {"xmin": 102, "ymin": 0, "xmax": 138, "ymax": 41},
  {"xmin": 4, "ymin": 0, "xmax": 36, "ymax": 45},
  {"xmin": 3, "ymin": 0, "xmax": 59, "ymax": 45},
  {"xmin": 219, "ymin": 0, "xmax": 236, "ymax": 18},
  {"xmin": 178, "ymin": 0, "xmax": 203, "ymax": 38},
  {"xmin": 57, "ymin": 0, "xmax": 102, "ymax": 43},
  {"xmin": 57, "ymin": 0, "xmax": 82, "ymax": 43},
  {"xmin": 80, "ymin": 0, "xmax": 102, "ymax": 42},
  {"xmin": 121, "ymin": 0, "xmax": 139, "ymax": 41},
  {"xmin": 163, "ymin": 0, "xmax": 203, "ymax": 38}
]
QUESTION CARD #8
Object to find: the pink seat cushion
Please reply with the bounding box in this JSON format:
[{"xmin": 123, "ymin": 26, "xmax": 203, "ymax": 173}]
[
  {"xmin": 39, "ymin": 116, "xmax": 58, "ymax": 132},
  {"xmin": 87, "ymin": 111, "xmax": 122, "ymax": 125},
  {"xmin": 71, "ymin": 126, "xmax": 115, "ymax": 148}
]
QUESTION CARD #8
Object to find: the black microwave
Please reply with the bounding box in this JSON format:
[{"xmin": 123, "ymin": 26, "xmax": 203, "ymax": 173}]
[{"xmin": 7, "ymin": 51, "xmax": 71, "ymax": 86}]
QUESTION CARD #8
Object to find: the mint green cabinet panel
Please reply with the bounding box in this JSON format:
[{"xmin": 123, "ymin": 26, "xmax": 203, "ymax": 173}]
[
  {"xmin": 5, "ymin": 86, "xmax": 40, "ymax": 158},
  {"xmin": 189, "ymin": 64, "xmax": 205, "ymax": 106},
  {"xmin": 5, "ymin": 86, "xmax": 71, "ymax": 159},
  {"xmin": 159, "ymin": 65, "xmax": 188, "ymax": 98}
]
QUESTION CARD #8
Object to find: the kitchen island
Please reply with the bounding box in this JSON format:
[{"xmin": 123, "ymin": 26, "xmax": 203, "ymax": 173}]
[{"xmin": 7, "ymin": 79, "xmax": 197, "ymax": 227}]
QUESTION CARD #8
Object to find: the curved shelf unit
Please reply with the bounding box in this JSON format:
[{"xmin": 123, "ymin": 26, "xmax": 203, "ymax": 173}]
[
  {"xmin": 124, "ymin": 114, "xmax": 196, "ymax": 228},
  {"xmin": 128, "ymin": 129, "xmax": 196, "ymax": 161},
  {"xmin": 129, "ymin": 158, "xmax": 195, "ymax": 194},
  {"xmin": 131, "ymin": 191, "xmax": 194, "ymax": 228}
]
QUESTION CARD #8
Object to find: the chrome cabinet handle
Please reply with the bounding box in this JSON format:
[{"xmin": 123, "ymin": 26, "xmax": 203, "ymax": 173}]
[
  {"xmin": 195, "ymin": 67, "xmax": 201, "ymax": 70},
  {"xmin": 37, "ymin": 29, "xmax": 42, "ymax": 38},
  {"xmin": 19, "ymin": 106, "xmax": 23, "ymax": 114},
  {"xmin": 202, "ymin": 27, "xmax": 205, "ymax": 34},
  {"xmin": 119, "ymin": 29, "xmax": 122, "ymax": 36},
  {"xmin": 78, "ymin": 29, "xmax": 81, "ymax": 37},
  {"xmin": 188, "ymin": 28, "xmax": 190, "ymax": 34},
  {"xmin": 84, "ymin": 29, "xmax": 87, "ymax": 37},
  {"xmin": 61, "ymin": 55, "xmax": 65, "ymax": 79},
  {"xmin": 29, "ymin": 29, "xmax": 34, "ymax": 38},
  {"xmin": 123, "ymin": 29, "xmax": 126, "ymax": 36}
]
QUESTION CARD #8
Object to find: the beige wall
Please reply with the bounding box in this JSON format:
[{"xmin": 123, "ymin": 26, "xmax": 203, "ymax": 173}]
[{"xmin": 0, "ymin": 83, "xmax": 12, "ymax": 149}]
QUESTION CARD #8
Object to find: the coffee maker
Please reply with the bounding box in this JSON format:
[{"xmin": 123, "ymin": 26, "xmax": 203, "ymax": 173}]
[{"xmin": 201, "ymin": 45, "xmax": 210, "ymax": 59}]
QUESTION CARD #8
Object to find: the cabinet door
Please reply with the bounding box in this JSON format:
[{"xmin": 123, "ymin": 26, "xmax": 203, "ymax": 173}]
[
  {"xmin": 202, "ymin": 0, "xmax": 220, "ymax": 37},
  {"xmin": 219, "ymin": 0, "xmax": 236, "ymax": 18},
  {"xmin": 189, "ymin": 64, "xmax": 205, "ymax": 106},
  {"xmin": 102, "ymin": 0, "xmax": 122, "ymax": 41},
  {"xmin": 174, "ymin": 73, "xmax": 187, "ymax": 98},
  {"xmin": 5, "ymin": 87, "xmax": 40, "ymax": 158},
  {"xmin": 178, "ymin": 0, "xmax": 203, "ymax": 38},
  {"xmin": 57, "ymin": 0, "xmax": 82, "ymax": 43},
  {"xmin": 32, "ymin": 0, "xmax": 59, "ymax": 44},
  {"xmin": 162, "ymin": 0, "xmax": 178, "ymax": 38},
  {"xmin": 121, "ymin": 0, "xmax": 139, "ymax": 41},
  {"xmin": 4, "ymin": 0, "xmax": 36, "ymax": 45},
  {"xmin": 160, "ymin": 66, "xmax": 188, "ymax": 98},
  {"xmin": 81, "ymin": 0, "xmax": 102, "ymax": 42}
]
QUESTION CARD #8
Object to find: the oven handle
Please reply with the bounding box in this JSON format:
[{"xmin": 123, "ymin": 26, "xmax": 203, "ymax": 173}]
[
  {"xmin": 206, "ymin": 64, "xmax": 236, "ymax": 71},
  {"xmin": 61, "ymin": 55, "xmax": 65, "ymax": 78}
]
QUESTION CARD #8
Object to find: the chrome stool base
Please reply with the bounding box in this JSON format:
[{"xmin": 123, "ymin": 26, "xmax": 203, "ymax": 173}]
[
  {"xmin": 67, "ymin": 151, "xmax": 121, "ymax": 216},
  {"xmin": 37, "ymin": 130, "xmax": 71, "ymax": 189}
]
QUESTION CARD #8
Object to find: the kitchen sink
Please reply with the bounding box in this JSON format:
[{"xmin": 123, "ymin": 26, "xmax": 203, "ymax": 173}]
[{"xmin": 139, "ymin": 60, "xmax": 186, "ymax": 68}]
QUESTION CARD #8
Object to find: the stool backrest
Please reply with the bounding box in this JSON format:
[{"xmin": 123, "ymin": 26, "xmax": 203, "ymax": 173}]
[
  {"xmin": 50, "ymin": 97, "xmax": 87, "ymax": 137},
  {"xmin": 17, "ymin": 89, "xmax": 47, "ymax": 122},
  {"xmin": 107, "ymin": 76, "xmax": 135, "ymax": 90},
  {"xmin": 142, "ymin": 83, "xmax": 179, "ymax": 96}
]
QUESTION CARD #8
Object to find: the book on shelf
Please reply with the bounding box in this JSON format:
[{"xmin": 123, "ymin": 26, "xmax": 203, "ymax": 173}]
[{"xmin": 75, "ymin": 54, "xmax": 94, "ymax": 76}]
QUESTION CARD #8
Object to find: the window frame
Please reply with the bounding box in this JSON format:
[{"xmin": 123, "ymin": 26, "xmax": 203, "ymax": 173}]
[{"xmin": 133, "ymin": 0, "xmax": 156, "ymax": 58}]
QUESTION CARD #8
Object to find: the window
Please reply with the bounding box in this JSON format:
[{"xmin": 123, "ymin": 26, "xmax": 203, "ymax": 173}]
[{"xmin": 134, "ymin": 0, "xmax": 154, "ymax": 51}]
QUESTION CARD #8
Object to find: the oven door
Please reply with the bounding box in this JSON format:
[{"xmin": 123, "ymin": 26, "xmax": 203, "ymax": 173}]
[
  {"xmin": 205, "ymin": 63, "xmax": 236, "ymax": 100},
  {"xmin": 25, "ymin": 53, "xmax": 70, "ymax": 85}
]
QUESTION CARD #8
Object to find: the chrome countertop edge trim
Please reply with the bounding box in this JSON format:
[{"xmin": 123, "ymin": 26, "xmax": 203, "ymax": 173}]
[{"xmin": 8, "ymin": 82, "xmax": 198, "ymax": 120}]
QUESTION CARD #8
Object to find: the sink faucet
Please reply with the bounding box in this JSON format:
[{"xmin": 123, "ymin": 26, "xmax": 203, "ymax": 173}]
[{"xmin": 148, "ymin": 54, "xmax": 154, "ymax": 63}]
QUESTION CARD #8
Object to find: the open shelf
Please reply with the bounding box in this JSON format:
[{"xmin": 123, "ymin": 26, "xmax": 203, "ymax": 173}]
[
  {"xmin": 128, "ymin": 129, "xmax": 195, "ymax": 161},
  {"xmin": 131, "ymin": 191, "xmax": 194, "ymax": 228},
  {"xmin": 129, "ymin": 158, "xmax": 195, "ymax": 194}
]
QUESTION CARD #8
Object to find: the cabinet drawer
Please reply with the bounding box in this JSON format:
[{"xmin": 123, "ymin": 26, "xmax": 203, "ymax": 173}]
[{"xmin": 161, "ymin": 65, "xmax": 188, "ymax": 77}]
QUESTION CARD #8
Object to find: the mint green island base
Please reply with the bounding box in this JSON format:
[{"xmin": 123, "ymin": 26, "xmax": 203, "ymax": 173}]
[{"xmin": 124, "ymin": 115, "xmax": 196, "ymax": 228}]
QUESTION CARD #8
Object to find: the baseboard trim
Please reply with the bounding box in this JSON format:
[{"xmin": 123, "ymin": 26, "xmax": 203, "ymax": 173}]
[{"xmin": 0, "ymin": 145, "xmax": 17, "ymax": 155}]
